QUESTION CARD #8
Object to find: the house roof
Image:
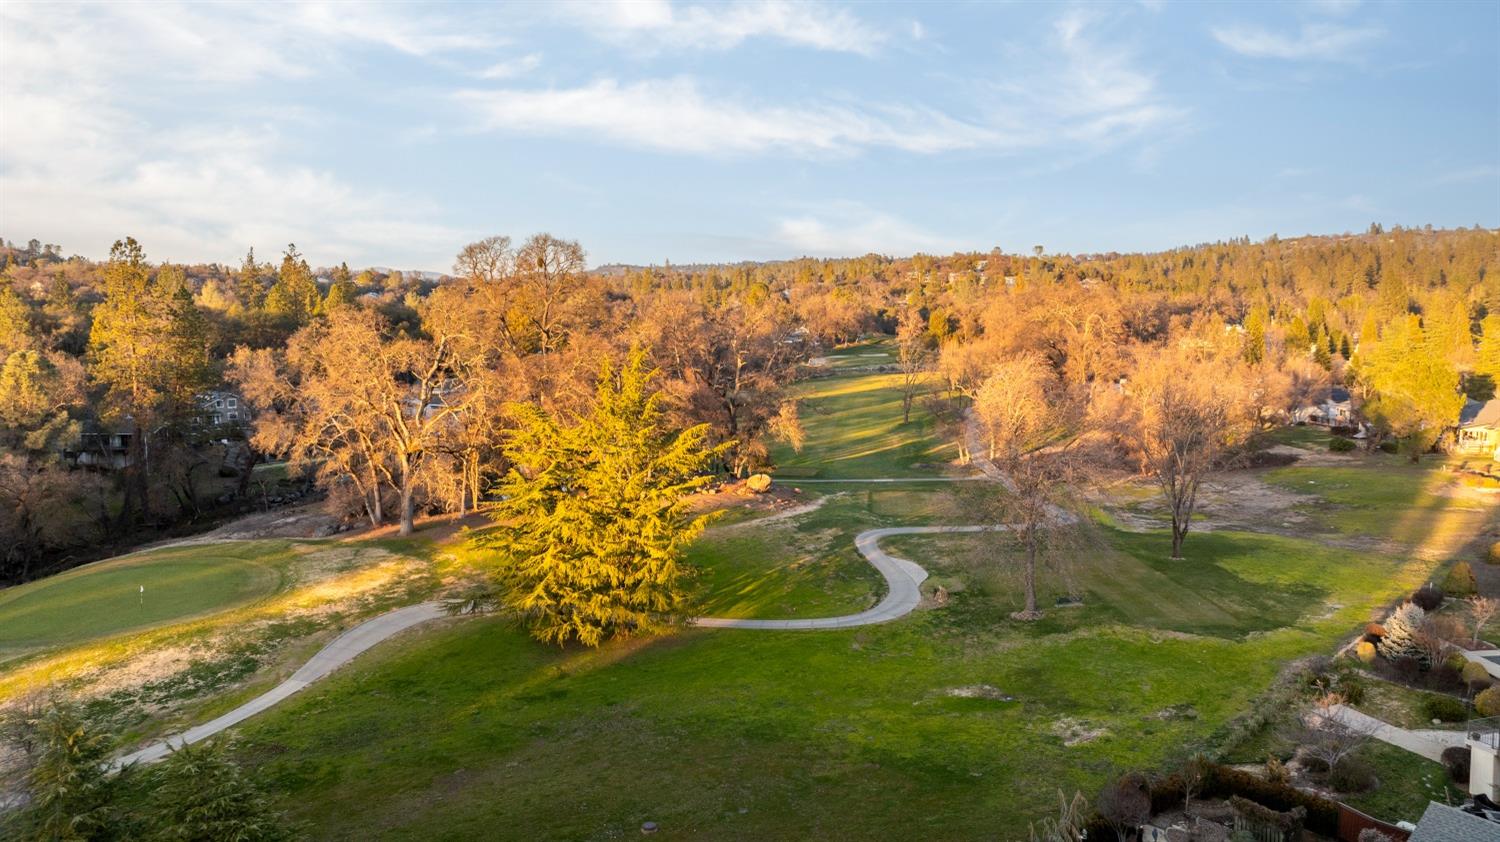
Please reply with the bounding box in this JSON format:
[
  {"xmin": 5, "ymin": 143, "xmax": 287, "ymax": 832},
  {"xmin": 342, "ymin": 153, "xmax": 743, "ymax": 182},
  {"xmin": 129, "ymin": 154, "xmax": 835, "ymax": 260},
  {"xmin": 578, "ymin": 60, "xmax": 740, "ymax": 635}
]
[
  {"xmin": 1330, "ymin": 386, "xmax": 1351, "ymax": 403},
  {"xmin": 1409, "ymin": 802, "xmax": 1500, "ymax": 842},
  {"xmin": 1462, "ymin": 399, "xmax": 1500, "ymax": 427}
]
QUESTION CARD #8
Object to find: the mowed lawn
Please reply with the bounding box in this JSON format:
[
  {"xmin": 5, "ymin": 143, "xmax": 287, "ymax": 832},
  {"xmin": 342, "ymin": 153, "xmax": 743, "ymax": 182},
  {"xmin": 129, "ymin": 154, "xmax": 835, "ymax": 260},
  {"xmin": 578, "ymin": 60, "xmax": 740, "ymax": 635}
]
[
  {"xmin": 769, "ymin": 371, "xmax": 964, "ymax": 479},
  {"xmin": 0, "ymin": 541, "xmax": 292, "ymax": 659},
  {"xmin": 1264, "ymin": 458, "xmax": 1491, "ymax": 555},
  {"xmin": 229, "ymin": 465, "xmax": 1448, "ymax": 837}
]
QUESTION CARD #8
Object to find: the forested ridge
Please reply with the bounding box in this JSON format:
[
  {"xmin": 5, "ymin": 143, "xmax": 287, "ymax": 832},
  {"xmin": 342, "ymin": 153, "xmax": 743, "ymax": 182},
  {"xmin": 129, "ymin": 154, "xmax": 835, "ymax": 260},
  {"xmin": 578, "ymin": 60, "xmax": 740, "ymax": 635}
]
[{"xmin": 1, "ymin": 225, "xmax": 1496, "ymax": 583}]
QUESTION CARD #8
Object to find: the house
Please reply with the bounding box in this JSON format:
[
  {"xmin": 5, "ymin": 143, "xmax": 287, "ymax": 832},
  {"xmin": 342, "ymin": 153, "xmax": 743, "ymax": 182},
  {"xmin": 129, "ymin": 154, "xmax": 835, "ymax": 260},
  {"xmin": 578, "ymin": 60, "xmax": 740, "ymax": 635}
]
[
  {"xmin": 199, "ymin": 389, "xmax": 249, "ymax": 428},
  {"xmin": 1406, "ymin": 801, "xmax": 1500, "ymax": 841},
  {"xmin": 1292, "ymin": 386, "xmax": 1355, "ymax": 428},
  {"xmin": 1457, "ymin": 399, "xmax": 1500, "ymax": 458}
]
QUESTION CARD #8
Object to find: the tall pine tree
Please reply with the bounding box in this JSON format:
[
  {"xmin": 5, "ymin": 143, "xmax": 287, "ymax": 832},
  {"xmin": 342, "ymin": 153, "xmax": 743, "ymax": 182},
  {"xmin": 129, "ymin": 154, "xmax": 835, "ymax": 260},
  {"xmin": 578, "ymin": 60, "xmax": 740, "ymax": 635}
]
[{"xmin": 477, "ymin": 349, "xmax": 728, "ymax": 647}]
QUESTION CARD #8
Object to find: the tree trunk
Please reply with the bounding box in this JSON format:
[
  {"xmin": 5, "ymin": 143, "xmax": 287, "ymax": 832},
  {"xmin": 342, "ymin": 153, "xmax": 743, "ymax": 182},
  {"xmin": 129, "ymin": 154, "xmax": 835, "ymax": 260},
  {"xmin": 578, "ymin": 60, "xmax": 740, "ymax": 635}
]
[
  {"xmin": 398, "ymin": 456, "xmax": 415, "ymax": 536},
  {"xmin": 1023, "ymin": 541, "xmax": 1038, "ymax": 615},
  {"xmin": 1170, "ymin": 523, "xmax": 1186, "ymax": 560}
]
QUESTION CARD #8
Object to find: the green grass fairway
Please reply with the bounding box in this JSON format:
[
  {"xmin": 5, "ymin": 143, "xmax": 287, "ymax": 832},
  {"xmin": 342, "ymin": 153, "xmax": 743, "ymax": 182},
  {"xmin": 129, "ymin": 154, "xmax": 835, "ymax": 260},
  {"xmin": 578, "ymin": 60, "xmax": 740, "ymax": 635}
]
[
  {"xmin": 0, "ymin": 542, "xmax": 289, "ymax": 656},
  {"xmin": 770, "ymin": 371, "xmax": 962, "ymax": 478},
  {"xmin": 235, "ymin": 516, "xmax": 1436, "ymax": 839},
  {"xmin": 1264, "ymin": 460, "xmax": 1489, "ymax": 553}
]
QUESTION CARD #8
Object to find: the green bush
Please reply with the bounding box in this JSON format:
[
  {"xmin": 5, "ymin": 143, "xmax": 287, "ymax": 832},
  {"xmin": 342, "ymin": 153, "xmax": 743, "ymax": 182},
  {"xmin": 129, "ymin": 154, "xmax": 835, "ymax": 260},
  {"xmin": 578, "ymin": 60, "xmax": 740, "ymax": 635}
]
[
  {"xmin": 1329, "ymin": 757, "xmax": 1376, "ymax": 793},
  {"xmin": 1378, "ymin": 440, "xmax": 1399, "ymax": 454},
  {"xmin": 1422, "ymin": 694, "xmax": 1469, "ymax": 722},
  {"xmin": 1329, "ymin": 436, "xmax": 1356, "ymax": 452},
  {"xmin": 1444, "ymin": 562, "xmax": 1478, "ymax": 597},
  {"xmin": 1443, "ymin": 745, "xmax": 1471, "ymax": 785},
  {"xmin": 1477, "ymin": 686, "xmax": 1500, "ymax": 717},
  {"xmin": 1464, "ymin": 660, "xmax": 1493, "ymax": 689},
  {"xmin": 1488, "ymin": 541, "xmax": 1500, "ymax": 564}
]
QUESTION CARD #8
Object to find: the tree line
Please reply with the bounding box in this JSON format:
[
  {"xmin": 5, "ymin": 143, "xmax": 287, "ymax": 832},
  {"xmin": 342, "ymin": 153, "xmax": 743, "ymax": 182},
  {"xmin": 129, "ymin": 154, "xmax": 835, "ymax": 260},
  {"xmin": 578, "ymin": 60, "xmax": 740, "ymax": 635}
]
[{"xmin": 0, "ymin": 226, "xmax": 1495, "ymax": 586}]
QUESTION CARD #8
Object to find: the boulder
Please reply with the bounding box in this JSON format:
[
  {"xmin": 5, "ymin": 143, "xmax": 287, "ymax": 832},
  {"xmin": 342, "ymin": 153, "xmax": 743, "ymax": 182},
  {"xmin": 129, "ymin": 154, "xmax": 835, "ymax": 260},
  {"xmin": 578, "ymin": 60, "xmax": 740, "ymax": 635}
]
[{"xmin": 746, "ymin": 474, "xmax": 773, "ymax": 494}]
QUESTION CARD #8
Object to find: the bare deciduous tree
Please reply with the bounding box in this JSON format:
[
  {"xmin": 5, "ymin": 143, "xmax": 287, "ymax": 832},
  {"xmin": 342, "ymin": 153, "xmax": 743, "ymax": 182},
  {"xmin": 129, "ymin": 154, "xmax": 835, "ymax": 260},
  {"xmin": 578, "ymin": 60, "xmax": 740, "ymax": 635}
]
[
  {"xmin": 1470, "ymin": 596, "xmax": 1499, "ymax": 647},
  {"xmin": 896, "ymin": 307, "xmax": 930, "ymax": 423},
  {"xmin": 972, "ymin": 354, "xmax": 1087, "ymax": 620},
  {"xmin": 1096, "ymin": 773, "xmax": 1151, "ymax": 842},
  {"xmin": 1118, "ymin": 344, "xmax": 1248, "ymax": 560},
  {"xmin": 452, "ymin": 235, "xmax": 513, "ymax": 285}
]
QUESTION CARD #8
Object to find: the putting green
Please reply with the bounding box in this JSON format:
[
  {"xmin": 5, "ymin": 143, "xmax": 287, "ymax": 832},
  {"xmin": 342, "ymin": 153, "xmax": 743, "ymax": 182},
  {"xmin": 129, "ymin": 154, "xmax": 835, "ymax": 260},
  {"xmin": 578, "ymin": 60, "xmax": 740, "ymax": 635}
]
[{"xmin": 0, "ymin": 544, "xmax": 286, "ymax": 655}]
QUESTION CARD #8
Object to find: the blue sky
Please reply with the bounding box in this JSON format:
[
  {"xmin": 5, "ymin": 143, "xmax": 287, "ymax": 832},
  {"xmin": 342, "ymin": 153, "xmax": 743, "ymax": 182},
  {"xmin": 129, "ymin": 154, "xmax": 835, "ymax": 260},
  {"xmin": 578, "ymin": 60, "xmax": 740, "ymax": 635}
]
[{"xmin": 1, "ymin": 1, "xmax": 1496, "ymax": 271}]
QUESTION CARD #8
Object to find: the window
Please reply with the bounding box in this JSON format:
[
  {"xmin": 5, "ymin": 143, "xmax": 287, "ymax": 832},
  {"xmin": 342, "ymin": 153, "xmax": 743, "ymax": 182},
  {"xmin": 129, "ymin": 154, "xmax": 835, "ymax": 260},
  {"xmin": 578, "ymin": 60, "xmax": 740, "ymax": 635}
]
[
  {"xmin": 227, "ymin": 398, "xmax": 237, "ymax": 408},
  {"xmin": 227, "ymin": 412, "xmax": 239, "ymax": 421}
]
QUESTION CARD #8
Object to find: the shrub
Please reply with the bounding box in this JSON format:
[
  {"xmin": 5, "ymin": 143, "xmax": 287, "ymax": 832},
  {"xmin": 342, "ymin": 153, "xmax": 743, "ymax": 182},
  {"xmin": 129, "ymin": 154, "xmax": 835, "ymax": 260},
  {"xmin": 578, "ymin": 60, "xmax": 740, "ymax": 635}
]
[
  {"xmin": 1265, "ymin": 755, "xmax": 1291, "ymax": 785},
  {"xmin": 1336, "ymin": 673, "xmax": 1367, "ymax": 705},
  {"xmin": 1378, "ymin": 440, "xmax": 1399, "ymax": 454},
  {"xmin": 1329, "ymin": 757, "xmax": 1376, "ymax": 793},
  {"xmin": 1479, "ymin": 686, "xmax": 1500, "ymax": 717},
  {"xmin": 1464, "ymin": 659, "xmax": 1493, "ymax": 690},
  {"xmin": 1444, "ymin": 562, "xmax": 1478, "ymax": 597},
  {"xmin": 1329, "ymin": 436, "xmax": 1356, "ymax": 452},
  {"xmin": 1489, "ymin": 541, "xmax": 1500, "ymax": 564},
  {"xmin": 1355, "ymin": 641, "xmax": 1377, "ymax": 663},
  {"xmin": 1422, "ymin": 694, "xmax": 1469, "ymax": 722},
  {"xmin": 1412, "ymin": 585, "xmax": 1445, "ymax": 611},
  {"xmin": 1379, "ymin": 603, "xmax": 1430, "ymax": 665},
  {"xmin": 1364, "ymin": 622, "xmax": 1386, "ymax": 639},
  {"xmin": 1442, "ymin": 745, "xmax": 1471, "ymax": 785}
]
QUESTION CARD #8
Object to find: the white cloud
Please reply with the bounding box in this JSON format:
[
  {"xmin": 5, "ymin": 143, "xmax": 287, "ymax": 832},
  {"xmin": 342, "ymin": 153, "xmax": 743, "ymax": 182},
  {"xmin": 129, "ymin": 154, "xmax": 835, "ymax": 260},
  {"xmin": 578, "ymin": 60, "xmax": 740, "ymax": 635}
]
[
  {"xmin": 1211, "ymin": 21, "xmax": 1382, "ymax": 61},
  {"xmin": 1434, "ymin": 165, "xmax": 1500, "ymax": 185},
  {"xmin": 774, "ymin": 204, "xmax": 964, "ymax": 257},
  {"xmin": 563, "ymin": 0, "xmax": 888, "ymax": 55},
  {"xmin": 0, "ymin": 2, "xmax": 470, "ymax": 266},
  {"xmin": 453, "ymin": 78, "xmax": 1007, "ymax": 156},
  {"xmin": 476, "ymin": 53, "xmax": 543, "ymax": 80},
  {"xmin": 455, "ymin": 11, "xmax": 1184, "ymax": 160}
]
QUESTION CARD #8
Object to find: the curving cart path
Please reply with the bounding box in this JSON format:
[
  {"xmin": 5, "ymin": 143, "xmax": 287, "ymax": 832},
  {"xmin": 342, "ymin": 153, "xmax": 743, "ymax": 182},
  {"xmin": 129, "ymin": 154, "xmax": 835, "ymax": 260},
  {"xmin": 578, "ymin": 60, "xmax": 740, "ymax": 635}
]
[
  {"xmin": 116, "ymin": 416, "xmax": 1021, "ymax": 767},
  {"xmin": 112, "ymin": 520, "xmax": 1007, "ymax": 767}
]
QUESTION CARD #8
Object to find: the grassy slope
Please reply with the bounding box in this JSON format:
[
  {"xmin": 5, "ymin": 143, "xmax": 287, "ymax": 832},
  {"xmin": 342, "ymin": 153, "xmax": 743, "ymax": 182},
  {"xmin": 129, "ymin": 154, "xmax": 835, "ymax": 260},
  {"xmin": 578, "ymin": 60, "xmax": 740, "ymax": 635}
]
[
  {"xmin": 233, "ymin": 468, "xmax": 1451, "ymax": 837},
  {"xmin": 769, "ymin": 370, "xmax": 962, "ymax": 478}
]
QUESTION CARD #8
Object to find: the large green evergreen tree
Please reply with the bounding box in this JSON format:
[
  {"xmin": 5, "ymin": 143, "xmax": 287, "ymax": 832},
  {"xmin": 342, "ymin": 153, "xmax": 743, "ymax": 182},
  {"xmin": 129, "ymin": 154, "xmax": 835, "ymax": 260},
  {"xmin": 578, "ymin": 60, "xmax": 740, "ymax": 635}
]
[{"xmin": 477, "ymin": 349, "xmax": 727, "ymax": 647}]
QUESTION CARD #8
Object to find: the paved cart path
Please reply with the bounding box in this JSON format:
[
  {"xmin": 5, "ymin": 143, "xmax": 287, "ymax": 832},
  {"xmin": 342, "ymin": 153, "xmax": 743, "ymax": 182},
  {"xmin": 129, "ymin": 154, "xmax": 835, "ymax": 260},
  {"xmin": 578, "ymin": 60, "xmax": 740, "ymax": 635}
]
[
  {"xmin": 113, "ymin": 518, "xmax": 1006, "ymax": 766},
  {"xmin": 115, "ymin": 415, "xmax": 1027, "ymax": 766}
]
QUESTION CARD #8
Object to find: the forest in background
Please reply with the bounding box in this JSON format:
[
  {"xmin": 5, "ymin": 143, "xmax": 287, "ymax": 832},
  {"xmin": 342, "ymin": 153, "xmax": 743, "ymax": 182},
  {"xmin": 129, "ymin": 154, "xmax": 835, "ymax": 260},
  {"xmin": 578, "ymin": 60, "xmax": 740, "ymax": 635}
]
[{"xmin": 1, "ymin": 224, "xmax": 1496, "ymax": 583}]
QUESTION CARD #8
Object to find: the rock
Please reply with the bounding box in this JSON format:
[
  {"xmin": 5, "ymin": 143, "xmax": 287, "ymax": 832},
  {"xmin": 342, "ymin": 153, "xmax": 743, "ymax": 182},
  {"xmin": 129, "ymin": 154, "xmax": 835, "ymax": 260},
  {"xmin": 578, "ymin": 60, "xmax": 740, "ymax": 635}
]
[{"xmin": 746, "ymin": 474, "xmax": 773, "ymax": 494}]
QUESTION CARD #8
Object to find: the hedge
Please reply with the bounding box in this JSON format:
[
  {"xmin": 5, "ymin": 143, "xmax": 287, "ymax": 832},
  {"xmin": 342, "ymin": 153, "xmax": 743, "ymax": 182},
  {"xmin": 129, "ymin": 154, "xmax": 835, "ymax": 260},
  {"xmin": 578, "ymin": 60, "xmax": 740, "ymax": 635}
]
[{"xmin": 1141, "ymin": 763, "xmax": 1339, "ymax": 835}]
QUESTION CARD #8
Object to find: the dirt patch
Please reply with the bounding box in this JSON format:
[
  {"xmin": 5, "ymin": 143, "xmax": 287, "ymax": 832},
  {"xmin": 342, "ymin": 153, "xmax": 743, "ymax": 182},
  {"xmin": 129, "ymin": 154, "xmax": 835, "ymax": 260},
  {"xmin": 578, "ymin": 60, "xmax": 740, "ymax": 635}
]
[
  {"xmin": 1050, "ymin": 716, "xmax": 1109, "ymax": 746},
  {"xmin": 944, "ymin": 684, "xmax": 1014, "ymax": 701},
  {"xmin": 725, "ymin": 496, "xmax": 829, "ymax": 529}
]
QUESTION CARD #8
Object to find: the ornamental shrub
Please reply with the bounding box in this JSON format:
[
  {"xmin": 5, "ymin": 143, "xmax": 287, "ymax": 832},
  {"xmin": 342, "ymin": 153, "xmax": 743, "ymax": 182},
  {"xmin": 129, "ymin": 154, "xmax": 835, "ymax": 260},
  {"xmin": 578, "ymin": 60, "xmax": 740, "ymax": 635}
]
[
  {"xmin": 1329, "ymin": 437, "xmax": 1356, "ymax": 452},
  {"xmin": 1489, "ymin": 541, "xmax": 1500, "ymax": 564},
  {"xmin": 1442, "ymin": 745, "xmax": 1471, "ymax": 785},
  {"xmin": 1355, "ymin": 641, "xmax": 1376, "ymax": 662},
  {"xmin": 1329, "ymin": 757, "xmax": 1376, "ymax": 793},
  {"xmin": 1464, "ymin": 659, "xmax": 1493, "ymax": 690},
  {"xmin": 1477, "ymin": 686, "xmax": 1500, "ymax": 717},
  {"xmin": 1378, "ymin": 603, "xmax": 1430, "ymax": 665},
  {"xmin": 1411, "ymin": 585, "xmax": 1445, "ymax": 611},
  {"xmin": 1422, "ymin": 694, "xmax": 1469, "ymax": 722},
  {"xmin": 1444, "ymin": 562, "xmax": 1478, "ymax": 597}
]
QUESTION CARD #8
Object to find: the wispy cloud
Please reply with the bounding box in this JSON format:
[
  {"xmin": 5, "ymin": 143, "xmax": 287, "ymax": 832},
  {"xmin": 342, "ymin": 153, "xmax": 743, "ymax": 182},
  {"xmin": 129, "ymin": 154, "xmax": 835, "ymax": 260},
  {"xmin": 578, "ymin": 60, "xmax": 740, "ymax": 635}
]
[
  {"xmin": 562, "ymin": 0, "xmax": 889, "ymax": 55},
  {"xmin": 0, "ymin": 2, "xmax": 469, "ymax": 266},
  {"xmin": 453, "ymin": 77, "xmax": 1005, "ymax": 156},
  {"xmin": 1211, "ymin": 21, "xmax": 1383, "ymax": 61},
  {"xmin": 475, "ymin": 53, "xmax": 543, "ymax": 80},
  {"xmin": 1434, "ymin": 165, "xmax": 1500, "ymax": 185},
  {"xmin": 456, "ymin": 10, "xmax": 1184, "ymax": 160}
]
